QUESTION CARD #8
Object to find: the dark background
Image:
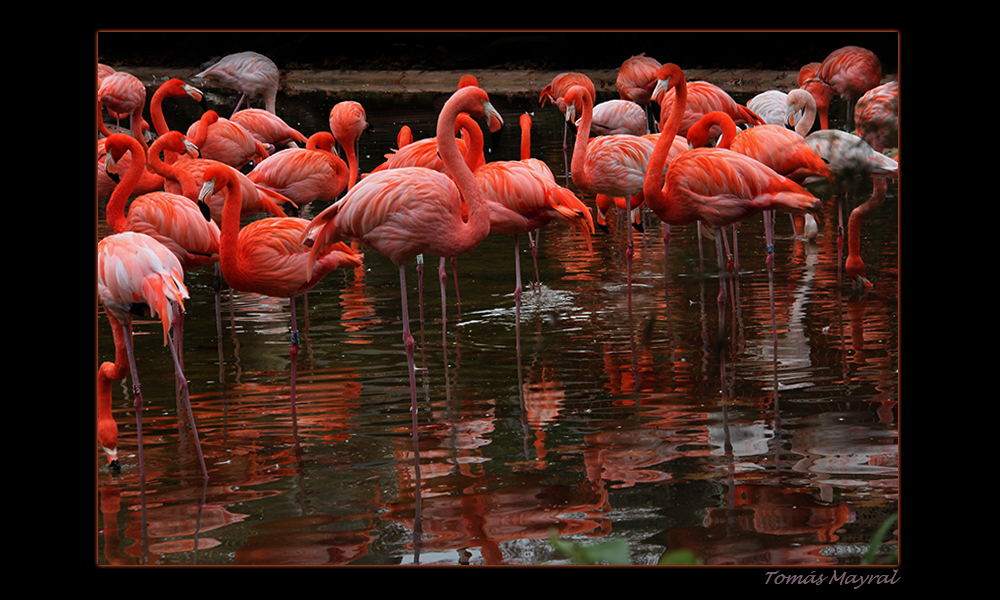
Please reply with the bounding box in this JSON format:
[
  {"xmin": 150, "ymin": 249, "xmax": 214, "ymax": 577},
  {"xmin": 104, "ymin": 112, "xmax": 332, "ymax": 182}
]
[{"xmin": 96, "ymin": 30, "xmax": 899, "ymax": 74}]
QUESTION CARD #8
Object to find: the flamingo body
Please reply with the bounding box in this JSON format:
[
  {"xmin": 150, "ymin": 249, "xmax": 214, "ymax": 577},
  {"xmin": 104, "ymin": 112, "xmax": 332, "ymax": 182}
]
[
  {"xmin": 186, "ymin": 110, "xmax": 270, "ymax": 169},
  {"xmin": 194, "ymin": 51, "xmax": 279, "ymax": 114},
  {"xmin": 230, "ymin": 108, "xmax": 309, "ymax": 150},
  {"xmin": 247, "ymin": 132, "xmax": 349, "ymax": 208},
  {"xmin": 104, "ymin": 134, "xmax": 221, "ymax": 272},
  {"xmin": 655, "ymin": 79, "xmax": 763, "ymax": 137}
]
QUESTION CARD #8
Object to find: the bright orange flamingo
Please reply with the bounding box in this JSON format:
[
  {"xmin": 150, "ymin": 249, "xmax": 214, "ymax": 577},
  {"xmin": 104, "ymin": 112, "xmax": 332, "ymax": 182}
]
[
  {"xmin": 97, "ymin": 231, "xmax": 207, "ymax": 480},
  {"xmin": 686, "ymin": 110, "xmax": 832, "ymax": 241},
  {"xmin": 230, "ymin": 107, "xmax": 309, "ymax": 152},
  {"xmin": 166, "ymin": 153, "xmax": 292, "ymax": 224},
  {"xmin": 185, "ymin": 109, "xmax": 270, "ymax": 169},
  {"xmin": 329, "ymin": 101, "xmax": 372, "ymax": 191},
  {"xmin": 562, "ymin": 83, "xmax": 661, "ymax": 307},
  {"xmin": 104, "ymin": 133, "xmax": 220, "ymax": 274},
  {"xmin": 97, "ymin": 77, "xmax": 203, "ymax": 201},
  {"xmin": 747, "ymin": 88, "xmax": 818, "ymax": 136},
  {"xmin": 194, "ymin": 50, "xmax": 279, "ymax": 115},
  {"xmin": 643, "ymin": 64, "xmax": 822, "ymax": 323},
  {"xmin": 653, "ymin": 77, "xmax": 763, "ymax": 138},
  {"xmin": 845, "ymin": 80, "xmax": 898, "ymax": 289},
  {"xmin": 247, "ymin": 131, "xmax": 350, "ymax": 213},
  {"xmin": 300, "ymin": 86, "xmax": 502, "ymax": 437},
  {"xmin": 197, "ymin": 162, "xmax": 363, "ymax": 410},
  {"xmin": 798, "ymin": 45, "xmax": 882, "ymax": 131}
]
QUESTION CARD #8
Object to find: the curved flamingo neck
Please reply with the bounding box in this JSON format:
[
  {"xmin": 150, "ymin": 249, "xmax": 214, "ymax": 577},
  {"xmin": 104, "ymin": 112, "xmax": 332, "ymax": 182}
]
[
  {"xmin": 97, "ymin": 314, "xmax": 128, "ymax": 461},
  {"xmin": 455, "ymin": 113, "xmax": 486, "ymax": 172},
  {"xmin": 643, "ymin": 65, "xmax": 688, "ymax": 221},
  {"xmin": 307, "ymin": 132, "xmax": 350, "ymax": 192},
  {"xmin": 436, "ymin": 88, "xmax": 490, "ymax": 240},
  {"xmin": 105, "ymin": 135, "xmax": 148, "ymax": 233},
  {"xmin": 212, "ymin": 166, "xmax": 252, "ymax": 291},
  {"xmin": 188, "ymin": 111, "xmax": 220, "ymax": 148},
  {"xmin": 688, "ymin": 111, "xmax": 738, "ymax": 150},
  {"xmin": 147, "ymin": 133, "xmax": 200, "ymax": 200}
]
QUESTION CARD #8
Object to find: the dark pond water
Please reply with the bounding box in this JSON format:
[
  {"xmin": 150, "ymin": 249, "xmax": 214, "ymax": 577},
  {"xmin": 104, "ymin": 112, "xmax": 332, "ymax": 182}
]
[{"xmin": 96, "ymin": 82, "xmax": 899, "ymax": 567}]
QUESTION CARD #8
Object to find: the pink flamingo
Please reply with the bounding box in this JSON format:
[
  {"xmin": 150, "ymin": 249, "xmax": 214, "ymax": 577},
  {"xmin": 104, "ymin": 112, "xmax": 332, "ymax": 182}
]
[
  {"xmin": 799, "ymin": 45, "xmax": 882, "ymax": 131},
  {"xmin": 562, "ymin": 83, "xmax": 661, "ymax": 308},
  {"xmin": 247, "ymin": 131, "xmax": 351, "ymax": 212},
  {"xmin": 478, "ymin": 150, "xmax": 595, "ymax": 322},
  {"xmin": 197, "ymin": 162, "xmax": 363, "ymax": 410},
  {"xmin": 185, "ymin": 109, "xmax": 270, "ymax": 169},
  {"xmin": 643, "ymin": 64, "xmax": 822, "ymax": 323},
  {"xmin": 540, "ymin": 72, "xmax": 597, "ymax": 183},
  {"xmin": 97, "ymin": 77, "xmax": 203, "ymax": 201},
  {"xmin": 300, "ymin": 86, "xmax": 502, "ymax": 436},
  {"xmin": 104, "ymin": 134, "xmax": 220, "ymax": 274},
  {"xmin": 846, "ymin": 80, "xmax": 898, "ymax": 289},
  {"xmin": 230, "ymin": 107, "xmax": 309, "ymax": 152},
  {"xmin": 97, "ymin": 231, "xmax": 207, "ymax": 480},
  {"xmin": 616, "ymin": 53, "xmax": 662, "ymax": 131},
  {"xmin": 98, "ymin": 70, "xmax": 147, "ymax": 143},
  {"xmin": 329, "ymin": 101, "xmax": 372, "ymax": 191},
  {"xmin": 193, "ymin": 51, "xmax": 279, "ymax": 115}
]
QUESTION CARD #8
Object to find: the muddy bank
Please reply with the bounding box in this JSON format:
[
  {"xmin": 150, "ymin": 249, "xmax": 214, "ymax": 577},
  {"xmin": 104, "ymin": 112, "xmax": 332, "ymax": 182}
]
[{"xmin": 118, "ymin": 66, "xmax": 807, "ymax": 98}]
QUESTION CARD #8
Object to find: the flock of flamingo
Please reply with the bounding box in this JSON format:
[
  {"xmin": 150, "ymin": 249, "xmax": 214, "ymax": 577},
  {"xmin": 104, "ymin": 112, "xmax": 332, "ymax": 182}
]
[{"xmin": 96, "ymin": 45, "xmax": 899, "ymax": 482}]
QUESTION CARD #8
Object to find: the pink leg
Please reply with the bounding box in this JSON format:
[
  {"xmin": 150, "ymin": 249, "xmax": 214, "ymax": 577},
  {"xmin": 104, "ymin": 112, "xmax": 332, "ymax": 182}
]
[
  {"xmin": 121, "ymin": 320, "xmax": 146, "ymax": 482},
  {"xmin": 399, "ymin": 264, "xmax": 419, "ymax": 438},
  {"xmin": 289, "ymin": 297, "xmax": 299, "ymax": 414},
  {"xmin": 165, "ymin": 322, "xmax": 208, "ymax": 479}
]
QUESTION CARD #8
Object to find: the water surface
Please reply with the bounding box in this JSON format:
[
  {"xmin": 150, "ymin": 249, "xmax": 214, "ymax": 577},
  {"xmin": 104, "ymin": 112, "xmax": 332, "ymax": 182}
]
[{"xmin": 96, "ymin": 83, "xmax": 898, "ymax": 566}]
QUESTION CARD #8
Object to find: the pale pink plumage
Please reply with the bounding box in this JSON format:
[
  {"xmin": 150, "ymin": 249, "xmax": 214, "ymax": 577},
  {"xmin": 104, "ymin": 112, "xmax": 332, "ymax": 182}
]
[{"xmin": 194, "ymin": 51, "xmax": 279, "ymax": 114}]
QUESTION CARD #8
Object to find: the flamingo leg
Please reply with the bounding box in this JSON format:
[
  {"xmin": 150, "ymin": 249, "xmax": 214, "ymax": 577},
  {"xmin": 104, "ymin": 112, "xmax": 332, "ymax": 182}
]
[
  {"xmin": 121, "ymin": 320, "xmax": 146, "ymax": 482},
  {"xmin": 439, "ymin": 257, "xmax": 448, "ymax": 349},
  {"xmin": 289, "ymin": 296, "xmax": 299, "ymax": 414},
  {"xmin": 165, "ymin": 321, "xmax": 209, "ymax": 480},
  {"xmin": 399, "ymin": 264, "xmax": 419, "ymax": 439}
]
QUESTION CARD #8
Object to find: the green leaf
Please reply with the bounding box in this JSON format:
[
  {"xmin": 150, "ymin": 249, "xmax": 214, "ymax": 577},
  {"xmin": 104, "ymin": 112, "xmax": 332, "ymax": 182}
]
[
  {"xmin": 658, "ymin": 548, "xmax": 703, "ymax": 565},
  {"xmin": 861, "ymin": 514, "xmax": 898, "ymax": 565},
  {"xmin": 549, "ymin": 531, "xmax": 632, "ymax": 565}
]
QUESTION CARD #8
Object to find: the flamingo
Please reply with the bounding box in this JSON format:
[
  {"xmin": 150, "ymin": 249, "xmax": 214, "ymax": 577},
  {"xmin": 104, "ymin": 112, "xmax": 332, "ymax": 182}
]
[
  {"xmin": 98, "ymin": 70, "xmax": 147, "ymax": 143},
  {"xmin": 103, "ymin": 134, "xmax": 220, "ymax": 275},
  {"xmin": 616, "ymin": 53, "xmax": 662, "ymax": 132},
  {"xmin": 197, "ymin": 162, "xmax": 363, "ymax": 410},
  {"xmin": 97, "ymin": 231, "xmax": 207, "ymax": 480},
  {"xmin": 193, "ymin": 51, "xmax": 279, "ymax": 115},
  {"xmin": 185, "ymin": 110, "xmax": 270, "ymax": 170},
  {"xmin": 686, "ymin": 110, "xmax": 832, "ymax": 241},
  {"xmin": 747, "ymin": 88, "xmax": 818, "ymax": 136},
  {"xmin": 562, "ymin": 83, "xmax": 661, "ymax": 308},
  {"xmin": 104, "ymin": 132, "xmax": 222, "ymax": 384},
  {"xmin": 540, "ymin": 72, "xmax": 596, "ymax": 183},
  {"xmin": 477, "ymin": 150, "xmax": 595, "ymax": 325},
  {"xmin": 799, "ymin": 45, "xmax": 882, "ymax": 131},
  {"xmin": 654, "ymin": 77, "xmax": 764, "ymax": 138},
  {"xmin": 584, "ymin": 99, "xmax": 649, "ymax": 136},
  {"xmin": 97, "ymin": 77, "xmax": 203, "ymax": 201},
  {"xmin": 457, "ymin": 74, "xmax": 504, "ymax": 134},
  {"xmin": 299, "ymin": 86, "xmax": 502, "ymax": 437},
  {"xmin": 845, "ymin": 80, "xmax": 899, "ymax": 289},
  {"xmin": 246, "ymin": 131, "xmax": 351, "ymax": 212},
  {"xmin": 643, "ymin": 64, "xmax": 822, "ymax": 324},
  {"xmin": 329, "ymin": 101, "xmax": 373, "ymax": 191},
  {"xmin": 230, "ymin": 107, "xmax": 309, "ymax": 152}
]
